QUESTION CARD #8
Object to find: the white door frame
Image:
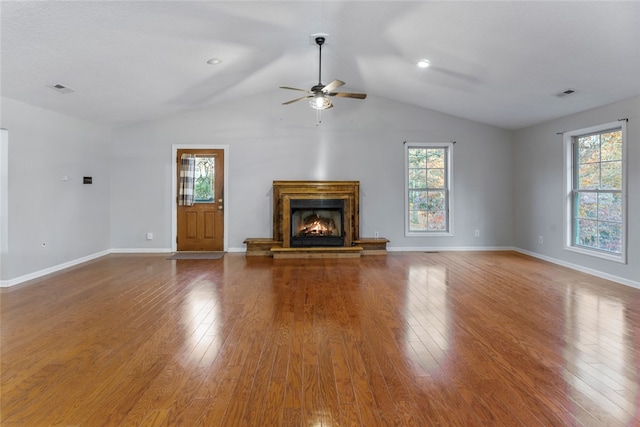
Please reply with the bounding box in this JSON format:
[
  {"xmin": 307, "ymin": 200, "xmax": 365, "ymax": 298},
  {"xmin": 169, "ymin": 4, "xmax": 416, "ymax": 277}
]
[{"xmin": 171, "ymin": 144, "xmax": 229, "ymax": 252}]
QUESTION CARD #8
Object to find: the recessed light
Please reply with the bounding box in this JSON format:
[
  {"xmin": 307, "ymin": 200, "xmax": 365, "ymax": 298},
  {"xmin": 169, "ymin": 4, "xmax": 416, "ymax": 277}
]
[
  {"xmin": 417, "ymin": 59, "xmax": 431, "ymax": 69},
  {"xmin": 206, "ymin": 58, "xmax": 222, "ymax": 65}
]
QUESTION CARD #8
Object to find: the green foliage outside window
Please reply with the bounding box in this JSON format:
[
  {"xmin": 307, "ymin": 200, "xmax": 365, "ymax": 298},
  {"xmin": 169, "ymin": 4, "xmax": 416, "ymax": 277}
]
[
  {"xmin": 194, "ymin": 157, "xmax": 215, "ymax": 202},
  {"xmin": 408, "ymin": 147, "xmax": 447, "ymax": 232},
  {"xmin": 574, "ymin": 130, "xmax": 622, "ymax": 253}
]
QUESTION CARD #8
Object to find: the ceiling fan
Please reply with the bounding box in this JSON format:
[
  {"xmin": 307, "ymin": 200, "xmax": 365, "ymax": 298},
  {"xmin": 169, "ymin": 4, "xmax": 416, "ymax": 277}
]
[{"xmin": 280, "ymin": 36, "xmax": 367, "ymax": 110}]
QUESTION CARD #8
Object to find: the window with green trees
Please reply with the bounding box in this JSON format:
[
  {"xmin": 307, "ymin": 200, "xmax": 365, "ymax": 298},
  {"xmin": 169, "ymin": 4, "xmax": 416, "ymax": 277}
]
[
  {"xmin": 566, "ymin": 122, "xmax": 626, "ymax": 262},
  {"xmin": 194, "ymin": 156, "xmax": 215, "ymax": 202},
  {"xmin": 405, "ymin": 142, "xmax": 453, "ymax": 235}
]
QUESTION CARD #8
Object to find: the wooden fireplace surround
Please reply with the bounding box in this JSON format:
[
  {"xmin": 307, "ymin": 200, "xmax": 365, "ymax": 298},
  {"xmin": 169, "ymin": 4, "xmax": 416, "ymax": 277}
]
[
  {"xmin": 273, "ymin": 180, "xmax": 359, "ymax": 248},
  {"xmin": 244, "ymin": 180, "xmax": 387, "ymax": 257}
]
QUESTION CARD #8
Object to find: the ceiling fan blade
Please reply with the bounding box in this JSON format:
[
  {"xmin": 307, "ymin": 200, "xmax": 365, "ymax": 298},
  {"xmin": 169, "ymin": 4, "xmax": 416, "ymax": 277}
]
[
  {"xmin": 329, "ymin": 92, "xmax": 367, "ymax": 99},
  {"xmin": 280, "ymin": 86, "xmax": 313, "ymax": 93},
  {"xmin": 322, "ymin": 79, "xmax": 345, "ymax": 93},
  {"xmin": 282, "ymin": 95, "xmax": 313, "ymax": 105}
]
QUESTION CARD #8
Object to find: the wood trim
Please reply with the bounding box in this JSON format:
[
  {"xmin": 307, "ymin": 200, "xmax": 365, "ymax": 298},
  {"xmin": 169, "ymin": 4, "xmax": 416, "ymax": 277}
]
[
  {"xmin": 243, "ymin": 238, "xmax": 282, "ymax": 256},
  {"xmin": 272, "ymin": 181, "xmax": 360, "ymax": 246},
  {"xmin": 271, "ymin": 246, "xmax": 363, "ymax": 259},
  {"xmin": 354, "ymin": 238, "xmax": 389, "ymax": 255},
  {"xmin": 245, "ymin": 182, "xmax": 388, "ymax": 257}
]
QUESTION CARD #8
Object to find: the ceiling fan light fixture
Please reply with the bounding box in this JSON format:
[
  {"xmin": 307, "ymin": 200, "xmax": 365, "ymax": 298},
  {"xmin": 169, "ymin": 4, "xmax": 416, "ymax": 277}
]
[{"xmin": 309, "ymin": 94, "xmax": 332, "ymax": 110}]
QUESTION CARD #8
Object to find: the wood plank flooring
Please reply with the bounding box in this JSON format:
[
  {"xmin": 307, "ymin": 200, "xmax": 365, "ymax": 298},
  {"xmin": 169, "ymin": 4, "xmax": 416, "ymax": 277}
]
[{"xmin": 1, "ymin": 251, "xmax": 639, "ymax": 426}]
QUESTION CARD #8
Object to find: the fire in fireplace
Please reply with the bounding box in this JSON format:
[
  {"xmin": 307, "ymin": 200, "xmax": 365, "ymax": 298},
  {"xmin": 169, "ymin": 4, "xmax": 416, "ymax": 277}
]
[{"xmin": 290, "ymin": 199, "xmax": 344, "ymax": 247}]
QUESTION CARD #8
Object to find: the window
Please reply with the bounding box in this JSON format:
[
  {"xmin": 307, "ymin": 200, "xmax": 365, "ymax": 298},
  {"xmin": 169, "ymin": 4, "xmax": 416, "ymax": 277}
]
[
  {"xmin": 564, "ymin": 122, "xmax": 626, "ymax": 263},
  {"xmin": 405, "ymin": 142, "xmax": 453, "ymax": 236},
  {"xmin": 194, "ymin": 156, "xmax": 215, "ymax": 202}
]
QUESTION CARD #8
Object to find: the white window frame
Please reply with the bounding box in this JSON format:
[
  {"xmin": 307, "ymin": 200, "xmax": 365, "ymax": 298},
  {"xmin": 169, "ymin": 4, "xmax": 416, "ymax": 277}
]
[
  {"xmin": 404, "ymin": 142, "xmax": 454, "ymax": 237},
  {"xmin": 563, "ymin": 121, "xmax": 627, "ymax": 263}
]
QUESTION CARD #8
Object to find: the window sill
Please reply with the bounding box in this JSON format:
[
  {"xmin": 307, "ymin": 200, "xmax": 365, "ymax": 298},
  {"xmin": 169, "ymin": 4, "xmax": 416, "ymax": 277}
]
[
  {"xmin": 406, "ymin": 232, "xmax": 453, "ymax": 237},
  {"xmin": 564, "ymin": 245, "xmax": 626, "ymax": 264}
]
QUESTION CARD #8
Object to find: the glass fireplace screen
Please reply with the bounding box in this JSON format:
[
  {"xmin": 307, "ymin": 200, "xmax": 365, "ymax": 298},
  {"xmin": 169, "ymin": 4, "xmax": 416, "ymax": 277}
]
[{"xmin": 290, "ymin": 199, "xmax": 344, "ymax": 247}]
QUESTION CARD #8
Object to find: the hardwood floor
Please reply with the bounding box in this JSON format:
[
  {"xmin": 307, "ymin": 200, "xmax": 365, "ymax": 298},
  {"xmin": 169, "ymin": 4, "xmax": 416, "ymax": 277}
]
[{"xmin": 1, "ymin": 251, "xmax": 639, "ymax": 426}]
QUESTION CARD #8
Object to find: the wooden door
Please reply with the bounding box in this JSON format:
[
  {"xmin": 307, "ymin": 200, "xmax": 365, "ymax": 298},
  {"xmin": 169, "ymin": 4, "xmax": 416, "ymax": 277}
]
[{"xmin": 176, "ymin": 149, "xmax": 224, "ymax": 251}]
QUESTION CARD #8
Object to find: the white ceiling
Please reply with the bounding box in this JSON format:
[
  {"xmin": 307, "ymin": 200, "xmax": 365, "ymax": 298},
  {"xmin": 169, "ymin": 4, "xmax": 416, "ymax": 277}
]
[{"xmin": 2, "ymin": 1, "xmax": 639, "ymax": 130}]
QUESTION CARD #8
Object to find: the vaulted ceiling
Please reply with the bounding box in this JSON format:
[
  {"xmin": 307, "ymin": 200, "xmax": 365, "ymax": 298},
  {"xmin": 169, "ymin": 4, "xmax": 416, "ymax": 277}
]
[{"xmin": 2, "ymin": 1, "xmax": 639, "ymax": 130}]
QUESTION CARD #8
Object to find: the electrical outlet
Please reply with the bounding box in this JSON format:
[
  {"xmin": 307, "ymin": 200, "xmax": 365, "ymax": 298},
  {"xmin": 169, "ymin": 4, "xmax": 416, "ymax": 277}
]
[
  {"xmin": 474, "ymin": 229, "xmax": 480, "ymax": 237},
  {"xmin": 539, "ymin": 236, "xmax": 543, "ymax": 244},
  {"xmin": 374, "ymin": 231, "xmax": 379, "ymax": 238},
  {"xmin": 146, "ymin": 232, "xmax": 153, "ymax": 240}
]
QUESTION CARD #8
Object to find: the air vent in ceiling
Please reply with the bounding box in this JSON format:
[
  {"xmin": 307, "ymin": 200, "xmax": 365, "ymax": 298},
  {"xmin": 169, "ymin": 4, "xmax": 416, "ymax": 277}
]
[
  {"xmin": 48, "ymin": 84, "xmax": 75, "ymax": 94},
  {"xmin": 555, "ymin": 89, "xmax": 576, "ymax": 98}
]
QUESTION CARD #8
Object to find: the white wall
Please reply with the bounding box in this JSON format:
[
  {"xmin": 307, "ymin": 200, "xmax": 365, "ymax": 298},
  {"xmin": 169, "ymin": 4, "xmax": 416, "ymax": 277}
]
[
  {"xmin": 110, "ymin": 91, "xmax": 514, "ymax": 252},
  {"xmin": 513, "ymin": 96, "xmax": 639, "ymax": 286},
  {"xmin": 0, "ymin": 97, "xmax": 112, "ymax": 282},
  {"xmin": 3, "ymin": 91, "xmax": 636, "ymax": 288},
  {"xmin": 1, "ymin": 129, "xmax": 8, "ymax": 277}
]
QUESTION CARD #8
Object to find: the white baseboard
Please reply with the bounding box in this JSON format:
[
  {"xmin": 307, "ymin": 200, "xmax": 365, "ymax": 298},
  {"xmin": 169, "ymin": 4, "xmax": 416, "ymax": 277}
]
[
  {"xmin": 227, "ymin": 247, "xmax": 246, "ymax": 253},
  {"xmin": 1, "ymin": 248, "xmax": 174, "ymax": 288},
  {"xmin": 387, "ymin": 246, "xmax": 639, "ymax": 290},
  {"xmin": 110, "ymin": 248, "xmax": 172, "ymax": 254},
  {"xmin": 0, "ymin": 249, "xmax": 112, "ymax": 288},
  {"xmin": 387, "ymin": 246, "xmax": 514, "ymax": 252},
  {"xmin": 2, "ymin": 246, "xmax": 637, "ymax": 291},
  {"xmin": 514, "ymin": 248, "xmax": 639, "ymax": 290}
]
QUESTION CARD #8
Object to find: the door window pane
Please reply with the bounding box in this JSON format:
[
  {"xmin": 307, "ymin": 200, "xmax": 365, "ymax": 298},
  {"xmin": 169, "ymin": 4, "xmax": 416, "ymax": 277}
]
[{"xmin": 194, "ymin": 157, "xmax": 215, "ymax": 202}]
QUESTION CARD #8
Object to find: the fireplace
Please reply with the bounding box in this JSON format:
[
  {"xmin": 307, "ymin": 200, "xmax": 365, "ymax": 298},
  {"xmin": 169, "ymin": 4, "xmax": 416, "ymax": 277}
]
[
  {"xmin": 272, "ymin": 181, "xmax": 359, "ymax": 248},
  {"xmin": 290, "ymin": 199, "xmax": 344, "ymax": 247},
  {"xmin": 244, "ymin": 181, "xmax": 388, "ymax": 257}
]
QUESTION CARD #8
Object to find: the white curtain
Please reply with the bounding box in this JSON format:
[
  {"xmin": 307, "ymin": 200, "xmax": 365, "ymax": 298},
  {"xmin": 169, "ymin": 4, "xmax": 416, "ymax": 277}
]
[{"xmin": 178, "ymin": 154, "xmax": 195, "ymax": 206}]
